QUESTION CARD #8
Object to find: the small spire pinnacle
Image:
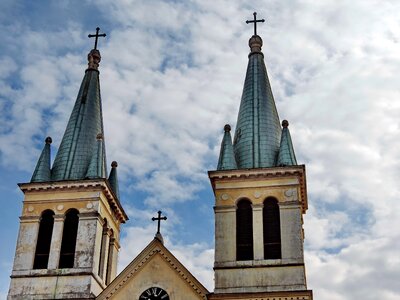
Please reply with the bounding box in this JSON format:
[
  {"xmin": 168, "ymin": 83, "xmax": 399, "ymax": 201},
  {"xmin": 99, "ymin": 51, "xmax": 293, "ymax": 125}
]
[
  {"xmin": 108, "ymin": 161, "xmax": 120, "ymax": 199},
  {"xmin": 31, "ymin": 137, "xmax": 52, "ymax": 182},
  {"xmin": 217, "ymin": 124, "xmax": 238, "ymax": 170},
  {"xmin": 86, "ymin": 133, "xmax": 106, "ymax": 179},
  {"xmin": 277, "ymin": 120, "xmax": 297, "ymax": 166}
]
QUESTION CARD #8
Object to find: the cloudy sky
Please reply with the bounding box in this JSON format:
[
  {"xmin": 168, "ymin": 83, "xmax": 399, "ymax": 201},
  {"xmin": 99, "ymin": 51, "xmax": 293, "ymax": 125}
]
[{"xmin": 1, "ymin": 0, "xmax": 400, "ymax": 299}]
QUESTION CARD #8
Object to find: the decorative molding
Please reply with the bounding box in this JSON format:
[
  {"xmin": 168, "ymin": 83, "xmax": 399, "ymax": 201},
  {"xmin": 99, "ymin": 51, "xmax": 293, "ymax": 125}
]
[
  {"xmin": 209, "ymin": 165, "xmax": 308, "ymax": 213},
  {"xmin": 214, "ymin": 205, "xmax": 236, "ymax": 213},
  {"xmin": 19, "ymin": 215, "xmax": 40, "ymax": 223},
  {"xmin": 18, "ymin": 179, "xmax": 128, "ymax": 223}
]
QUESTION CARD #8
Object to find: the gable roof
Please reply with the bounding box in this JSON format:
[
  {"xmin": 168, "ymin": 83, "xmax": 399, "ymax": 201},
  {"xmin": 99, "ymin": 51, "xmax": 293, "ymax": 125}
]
[{"xmin": 97, "ymin": 238, "xmax": 209, "ymax": 299}]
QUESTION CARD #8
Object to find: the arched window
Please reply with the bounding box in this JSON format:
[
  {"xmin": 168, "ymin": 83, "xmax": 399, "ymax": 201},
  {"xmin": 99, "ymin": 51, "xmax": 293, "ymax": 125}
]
[
  {"xmin": 33, "ymin": 210, "xmax": 55, "ymax": 269},
  {"xmin": 263, "ymin": 198, "xmax": 281, "ymax": 259},
  {"xmin": 59, "ymin": 209, "xmax": 79, "ymax": 268},
  {"xmin": 236, "ymin": 199, "xmax": 253, "ymax": 260}
]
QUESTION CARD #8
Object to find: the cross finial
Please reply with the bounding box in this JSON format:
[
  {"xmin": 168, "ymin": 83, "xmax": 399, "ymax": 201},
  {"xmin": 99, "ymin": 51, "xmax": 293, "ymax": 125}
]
[
  {"xmin": 88, "ymin": 27, "xmax": 106, "ymax": 50},
  {"xmin": 246, "ymin": 12, "xmax": 265, "ymax": 36},
  {"xmin": 152, "ymin": 211, "xmax": 167, "ymax": 234}
]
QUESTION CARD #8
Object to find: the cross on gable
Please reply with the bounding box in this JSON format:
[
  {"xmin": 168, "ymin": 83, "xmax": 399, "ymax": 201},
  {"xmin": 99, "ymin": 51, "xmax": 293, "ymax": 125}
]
[
  {"xmin": 88, "ymin": 27, "xmax": 106, "ymax": 50},
  {"xmin": 246, "ymin": 12, "xmax": 265, "ymax": 36},
  {"xmin": 152, "ymin": 211, "xmax": 167, "ymax": 234}
]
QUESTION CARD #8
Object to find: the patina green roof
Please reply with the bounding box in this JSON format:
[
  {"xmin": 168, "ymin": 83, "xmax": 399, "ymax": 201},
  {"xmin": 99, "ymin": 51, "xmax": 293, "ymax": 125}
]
[
  {"xmin": 232, "ymin": 35, "xmax": 281, "ymax": 169},
  {"xmin": 31, "ymin": 137, "xmax": 52, "ymax": 182},
  {"xmin": 276, "ymin": 120, "xmax": 297, "ymax": 166},
  {"xmin": 86, "ymin": 133, "xmax": 106, "ymax": 179},
  {"xmin": 108, "ymin": 161, "xmax": 120, "ymax": 199},
  {"xmin": 51, "ymin": 49, "xmax": 107, "ymax": 181},
  {"xmin": 217, "ymin": 124, "xmax": 238, "ymax": 170}
]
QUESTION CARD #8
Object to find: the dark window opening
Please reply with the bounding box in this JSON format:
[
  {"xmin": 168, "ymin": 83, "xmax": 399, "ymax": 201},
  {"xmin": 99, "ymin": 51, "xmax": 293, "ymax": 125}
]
[
  {"xmin": 105, "ymin": 230, "xmax": 114, "ymax": 285},
  {"xmin": 263, "ymin": 198, "xmax": 281, "ymax": 259},
  {"xmin": 59, "ymin": 209, "xmax": 79, "ymax": 268},
  {"xmin": 236, "ymin": 199, "xmax": 253, "ymax": 260},
  {"xmin": 33, "ymin": 210, "xmax": 55, "ymax": 269},
  {"xmin": 98, "ymin": 219, "xmax": 107, "ymax": 277}
]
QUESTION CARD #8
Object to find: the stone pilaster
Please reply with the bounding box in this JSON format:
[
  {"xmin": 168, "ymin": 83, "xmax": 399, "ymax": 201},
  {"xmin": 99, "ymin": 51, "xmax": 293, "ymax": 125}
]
[
  {"xmin": 106, "ymin": 237, "xmax": 119, "ymax": 284},
  {"xmin": 47, "ymin": 214, "xmax": 65, "ymax": 269},
  {"xmin": 12, "ymin": 216, "xmax": 40, "ymax": 271},
  {"xmin": 252, "ymin": 204, "xmax": 264, "ymax": 260},
  {"xmin": 99, "ymin": 228, "xmax": 112, "ymax": 280},
  {"xmin": 214, "ymin": 206, "xmax": 236, "ymax": 263},
  {"xmin": 279, "ymin": 201, "xmax": 304, "ymax": 262},
  {"xmin": 74, "ymin": 212, "xmax": 100, "ymax": 269}
]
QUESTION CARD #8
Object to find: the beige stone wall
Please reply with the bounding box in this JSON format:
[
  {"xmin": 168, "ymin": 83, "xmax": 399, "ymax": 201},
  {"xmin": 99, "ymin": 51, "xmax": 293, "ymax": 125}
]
[
  {"xmin": 105, "ymin": 254, "xmax": 204, "ymax": 300},
  {"xmin": 8, "ymin": 180, "xmax": 125, "ymax": 299},
  {"xmin": 209, "ymin": 167, "xmax": 309, "ymax": 294}
]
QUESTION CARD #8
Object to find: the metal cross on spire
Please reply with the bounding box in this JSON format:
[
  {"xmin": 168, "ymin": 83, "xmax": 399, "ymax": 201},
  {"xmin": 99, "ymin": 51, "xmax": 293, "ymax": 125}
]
[
  {"xmin": 246, "ymin": 12, "xmax": 265, "ymax": 36},
  {"xmin": 152, "ymin": 211, "xmax": 167, "ymax": 234},
  {"xmin": 88, "ymin": 27, "xmax": 106, "ymax": 50}
]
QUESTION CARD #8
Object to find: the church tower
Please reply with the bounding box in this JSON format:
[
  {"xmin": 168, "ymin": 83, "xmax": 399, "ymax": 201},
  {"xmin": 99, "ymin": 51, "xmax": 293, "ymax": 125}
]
[
  {"xmin": 208, "ymin": 13, "xmax": 313, "ymax": 299},
  {"xmin": 8, "ymin": 28, "xmax": 128, "ymax": 299}
]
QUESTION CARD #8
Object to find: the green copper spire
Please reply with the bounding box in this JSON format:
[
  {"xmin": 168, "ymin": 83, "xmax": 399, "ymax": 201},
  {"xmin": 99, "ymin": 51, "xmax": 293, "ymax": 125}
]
[
  {"xmin": 86, "ymin": 133, "xmax": 106, "ymax": 179},
  {"xmin": 277, "ymin": 120, "xmax": 297, "ymax": 166},
  {"xmin": 232, "ymin": 33, "xmax": 281, "ymax": 169},
  {"xmin": 31, "ymin": 137, "xmax": 52, "ymax": 182},
  {"xmin": 217, "ymin": 124, "xmax": 238, "ymax": 170},
  {"xmin": 108, "ymin": 161, "xmax": 120, "ymax": 199},
  {"xmin": 51, "ymin": 49, "xmax": 107, "ymax": 181}
]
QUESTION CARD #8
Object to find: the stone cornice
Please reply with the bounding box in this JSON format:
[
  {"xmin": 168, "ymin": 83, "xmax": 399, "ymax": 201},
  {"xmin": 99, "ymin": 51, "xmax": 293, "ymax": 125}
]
[
  {"xmin": 208, "ymin": 290, "xmax": 313, "ymax": 300},
  {"xmin": 18, "ymin": 179, "xmax": 128, "ymax": 223},
  {"xmin": 208, "ymin": 165, "xmax": 308, "ymax": 213}
]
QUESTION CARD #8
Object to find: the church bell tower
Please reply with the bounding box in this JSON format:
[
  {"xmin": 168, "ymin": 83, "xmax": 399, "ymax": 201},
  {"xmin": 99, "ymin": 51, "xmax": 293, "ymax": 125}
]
[
  {"xmin": 208, "ymin": 13, "xmax": 313, "ymax": 299},
  {"xmin": 8, "ymin": 28, "xmax": 128, "ymax": 299}
]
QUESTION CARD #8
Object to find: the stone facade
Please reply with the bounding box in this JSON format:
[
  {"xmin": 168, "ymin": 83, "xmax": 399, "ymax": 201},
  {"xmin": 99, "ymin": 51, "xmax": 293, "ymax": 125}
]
[
  {"xmin": 209, "ymin": 165, "xmax": 312, "ymax": 298},
  {"xmin": 8, "ymin": 179, "xmax": 127, "ymax": 299}
]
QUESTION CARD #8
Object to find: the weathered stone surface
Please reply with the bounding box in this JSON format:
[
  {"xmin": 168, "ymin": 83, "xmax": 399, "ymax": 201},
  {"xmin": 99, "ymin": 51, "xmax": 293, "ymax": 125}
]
[
  {"xmin": 8, "ymin": 180, "xmax": 126, "ymax": 299},
  {"xmin": 209, "ymin": 166, "xmax": 310, "ymax": 295}
]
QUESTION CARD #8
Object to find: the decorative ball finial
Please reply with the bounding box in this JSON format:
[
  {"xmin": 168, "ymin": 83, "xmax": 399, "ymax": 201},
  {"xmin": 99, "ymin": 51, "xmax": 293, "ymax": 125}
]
[
  {"xmin": 111, "ymin": 161, "xmax": 118, "ymax": 168},
  {"xmin": 87, "ymin": 49, "xmax": 102, "ymax": 70},
  {"xmin": 96, "ymin": 133, "xmax": 103, "ymax": 140},
  {"xmin": 282, "ymin": 120, "xmax": 289, "ymax": 128},
  {"xmin": 45, "ymin": 136, "xmax": 52, "ymax": 144},
  {"xmin": 249, "ymin": 35, "xmax": 263, "ymax": 53},
  {"xmin": 224, "ymin": 124, "xmax": 231, "ymax": 132}
]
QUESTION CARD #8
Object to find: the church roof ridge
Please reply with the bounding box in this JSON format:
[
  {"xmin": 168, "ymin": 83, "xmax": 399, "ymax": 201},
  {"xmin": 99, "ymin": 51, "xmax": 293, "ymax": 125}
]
[{"xmin": 97, "ymin": 238, "xmax": 209, "ymax": 300}]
